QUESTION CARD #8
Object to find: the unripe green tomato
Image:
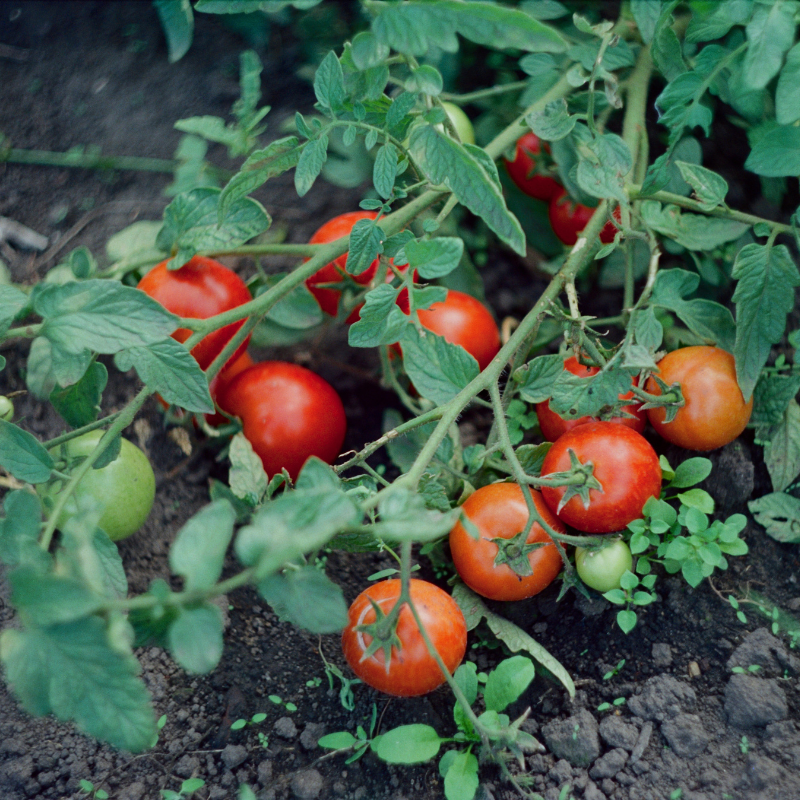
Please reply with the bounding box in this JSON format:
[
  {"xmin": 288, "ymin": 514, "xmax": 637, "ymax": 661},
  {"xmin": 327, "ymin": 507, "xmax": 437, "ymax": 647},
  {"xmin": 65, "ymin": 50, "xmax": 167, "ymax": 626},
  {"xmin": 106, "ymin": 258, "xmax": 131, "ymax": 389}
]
[
  {"xmin": 440, "ymin": 102, "xmax": 475, "ymax": 145},
  {"xmin": 0, "ymin": 396, "xmax": 14, "ymax": 422},
  {"xmin": 575, "ymin": 539, "xmax": 633, "ymax": 593},
  {"xmin": 43, "ymin": 430, "xmax": 155, "ymax": 541}
]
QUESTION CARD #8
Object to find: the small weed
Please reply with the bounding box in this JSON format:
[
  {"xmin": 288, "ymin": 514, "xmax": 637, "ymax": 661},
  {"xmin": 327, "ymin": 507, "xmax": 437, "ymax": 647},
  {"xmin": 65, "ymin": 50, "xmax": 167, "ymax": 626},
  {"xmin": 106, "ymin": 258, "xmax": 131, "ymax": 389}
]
[
  {"xmin": 740, "ymin": 735, "xmax": 750, "ymax": 755},
  {"xmin": 268, "ymin": 695, "xmax": 297, "ymax": 713},
  {"xmin": 79, "ymin": 780, "xmax": 108, "ymax": 800},
  {"xmin": 306, "ymin": 676, "xmax": 323, "ymax": 689},
  {"xmin": 231, "ymin": 712, "xmax": 268, "ymax": 731},
  {"xmin": 160, "ymin": 778, "xmax": 205, "ymax": 800},
  {"xmin": 670, "ymin": 789, "xmax": 683, "ymax": 800},
  {"xmin": 597, "ymin": 697, "xmax": 626, "ymax": 712},
  {"xmin": 731, "ymin": 665, "xmax": 762, "ymax": 674},
  {"xmin": 603, "ymin": 659, "xmax": 626, "ymax": 681}
]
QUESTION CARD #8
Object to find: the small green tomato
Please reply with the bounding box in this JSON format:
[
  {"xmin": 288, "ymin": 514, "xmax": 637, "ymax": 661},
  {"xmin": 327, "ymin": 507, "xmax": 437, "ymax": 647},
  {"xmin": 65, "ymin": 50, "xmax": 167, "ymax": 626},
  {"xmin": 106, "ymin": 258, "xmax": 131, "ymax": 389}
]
[
  {"xmin": 575, "ymin": 538, "xmax": 633, "ymax": 593},
  {"xmin": 42, "ymin": 430, "xmax": 155, "ymax": 541},
  {"xmin": 0, "ymin": 396, "xmax": 14, "ymax": 422},
  {"xmin": 439, "ymin": 102, "xmax": 475, "ymax": 145}
]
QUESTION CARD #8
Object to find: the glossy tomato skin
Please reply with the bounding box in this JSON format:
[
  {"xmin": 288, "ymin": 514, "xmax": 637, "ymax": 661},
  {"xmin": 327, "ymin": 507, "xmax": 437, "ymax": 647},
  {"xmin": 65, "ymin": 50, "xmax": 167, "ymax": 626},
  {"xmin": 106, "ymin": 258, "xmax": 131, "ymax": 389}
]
[
  {"xmin": 646, "ymin": 346, "xmax": 753, "ymax": 451},
  {"xmin": 449, "ymin": 483, "xmax": 565, "ymax": 601},
  {"xmin": 205, "ymin": 350, "xmax": 255, "ymax": 426},
  {"xmin": 415, "ymin": 290, "xmax": 501, "ymax": 372},
  {"xmin": 137, "ymin": 256, "xmax": 252, "ymax": 371},
  {"xmin": 306, "ymin": 211, "xmax": 379, "ymax": 316},
  {"xmin": 536, "ymin": 356, "xmax": 645, "ymax": 442},
  {"xmin": 341, "ymin": 579, "xmax": 467, "ymax": 697},
  {"xmin": 540, "ymin": 422, "xmax": 661, "ymax": 534},
  {"xmin": 43, "ymin": 430, "xmax": 155, "ymax": 541},
  {"xmin": 504, "ymin": 132, "xmax": 562, "ymax": 201},
  {"xmin": 440, "ymin": 101, "xmax": 475, "ymax": 145},
  {"xmin": 217, "ymin": 361, "xmax": 346, "ymax": 480},
  {"xmin": 575, "ymin": 538, "xmax": 633, "ymax": 593},
  {"xmin": 548, "ymin": 189, "xmax": 618, "ymax": 246}
]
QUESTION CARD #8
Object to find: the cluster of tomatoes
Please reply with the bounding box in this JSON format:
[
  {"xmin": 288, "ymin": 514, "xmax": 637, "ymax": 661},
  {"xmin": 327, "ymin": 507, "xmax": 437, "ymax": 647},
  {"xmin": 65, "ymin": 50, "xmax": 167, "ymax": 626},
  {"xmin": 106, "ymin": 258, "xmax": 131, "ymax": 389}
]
[{"xmin": 505, "ymin": 131, "xmax": 619, "ymax": 246}]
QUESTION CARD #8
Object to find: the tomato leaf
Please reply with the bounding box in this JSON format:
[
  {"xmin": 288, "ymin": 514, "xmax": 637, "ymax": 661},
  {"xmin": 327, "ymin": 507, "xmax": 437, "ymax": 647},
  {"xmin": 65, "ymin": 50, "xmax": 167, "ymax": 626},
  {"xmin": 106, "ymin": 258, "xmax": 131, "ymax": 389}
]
[
  {"xmin": 443, "ymin": 750, "xmax": 479, "ymax": 800},
  {"xmin": 764, "ymin": 399, "xmax": 800, "ymax": 492},
  {"xmin": 294, "ymin": 135, "xmax": 329, "ymax": 197},
  {"xmin": 526, "ymin": 98, "xmax": 576, "ymax": 142},
  {"xmin": 0, "ymin": 419, "xmax": 54, "ymax": 484},
  {"xmin": 408, "ymin": 124, "xmax": 525, "ymax": 256},
  {"xmin": 0, "ymin": 284, "xmax": 29, "ymax": 337},
  {"xmin": 348, "ymin": 285, "xmax": 409, "ymax": 348},
  {"xmin": 651, "ymin": 1, "xmax": 687, "ymax": 82},
  {"xmin": 258, "ymin": 566, "xmax": 349, "ymax": 634},
  {"xmin": 483, "ymin": 655, "xmax": 535, "ymax": 712},
  {"xmin": 732, "ymin": 244, "xmax": 800, "ymax": 400},
  {"xmin": 373, "ymin": 724, "xmax": 442, "ymax": 764},
  {"xmin": 686, "ymin": 0, "xmax": 752, "ymax": 43},
  {"xmin": 158, "ymin": 187, "xmax": 271, "ymax": 263},
  {"xmin": 218, "ymin": 136, "xmax": 303, "ymax": 222},
  {"xmin": 9, "ymin": 566, "xmax": 100, "ymax": 627},
  {"xmin": 752, "ymin": 372, "xmax": 800, "ymax": 432},
  {"xmin": 675, "ymin": 162, "xmax": 728, "ymax": 210},
  {"xmin": 401, "ymin": 325, "xmax": 479, "ymax": 406},
  {"xmin": 742, "ymin": 0, "xmax": 796, "ymax": 91},
  {"xmin": 314, "ymin": 51, "xmax": 346, "ymax": 112},
  {"xmin": 169, "ymin": 500, "xmax": 236, "ymax": 592},
  {"xmin": 373, "ymin": 142, "xmax": 398, "ymax": 199},
  {"xmin": 0, "ymin": 616, "xmax": 156, "ymax": 752},
  {"xmin": 640, "ymin": 202, "xmax": 748, "ymax": 251},
  {"xmin": 405, "ymin": 237, "xmax": 464, "ymax": 280},
  {"xmin": 114, "ymin": 338, "xmax": 214, "ymax": 414},
  {"xmin": 228, "ymin": 433, "xmax": 268, "ymax": 507},
  {"xmin": 548, "ymin": 366, "xmax": 634, "ymax": 420},
  {"xmin": 745, "ymin": 126, "xmax": 800, "ymax": 177},
  {"xmin": 575, "ymin": 133, "xmax": 633, "ymax": 203},
  {"xmin": 372, "ymin": 488, "xmax": 460, "ymax": 543},
  {"xmin": 371, "ymin": 1, "xmax": 566, "ymax": 56},
  {"xmin": 0, "ymin": 491, "xmax": 49, "ymax": 570},
  {"xmin": 35, "ymin": 279, "xmax": 178, "ymax": 355},
  {"xmin": 167, "ymin": 604, "xmax": 224, "ymax": 674},
  {"xmin": 49, "ymin": 362, "xmax": 107, "ymax": 428},
  {"xmin": 345, "ymin": 217, "xmax": 385, "ymax": 276},
  {"xmin": 515, "ymin": 354, "xmax": 564, "ymax": 404},
  {"xmin": 748, "ymin": 492, "xmax": 800, "ymax": 544},
  {"xmin": 649, "ymin": 268, "xmax": 736, "ymax": 352},
  {"xmin": 776, "ymin": 42, "xmax": 800, "ymax": 125},
  {"xmin": 153, "ymin": 0, "xmax": 194, "ymax": 63}
]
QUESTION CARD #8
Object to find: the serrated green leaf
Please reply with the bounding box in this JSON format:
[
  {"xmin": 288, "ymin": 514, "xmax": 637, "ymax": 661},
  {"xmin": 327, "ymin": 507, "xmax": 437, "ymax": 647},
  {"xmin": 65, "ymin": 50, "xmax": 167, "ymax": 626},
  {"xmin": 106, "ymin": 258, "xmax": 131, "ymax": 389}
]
[
  {"xmin": 515, "ymin": 354, "xmax": 564, "ymax": 404},
  {"xmin": 401, "ymin": 324, "xmax": 479, "ymax": 405},
  {"xmin": 258, "ymin": 566, "xmax": 348, "ymax": 634},
  {"xmin": 405, "ymin": 237, "xmax": 463, "ymax": 279},
  {"xmin": 374, "ymin": 724, "xmax": 442, "ymax": 764},
  {"xmin": 748, "ymin": 492, "xmax": 800, "ymax": 543},
  {"xmin": 764, "ymin": 399, "xmax": 800, "ymax": 492},
  {"xmin": 169, "ymin": 500, "xmax": 235, "ymax": 592},
  {"xmin": 631, "ymin": 0, "xmax": 660, "ymax": 43},
  {"xmin": 348, "ymin": 284, "xmax": 409, "ymax": 348},
  {"xmin": 745, "ymin": 126, "xmax": 800, "ymax": 177},
  {"xmin": 10, "ymin": 566, "xmax": 100, "ymax": 627},
  {"xmin": 732, "ymin": 244, "xmax": 800, "ymax": 399},
  {"xmin": 675, "ymin": 162, "xmax": 728, "ymax": 210},
  {"xmin": 0, "ymin": 491, "xmax": 48, "ymax": 570},
  {"xmin": 0, "ymin": 617, "xmax": 155, "ymax": 751},
  {"xmin": 640, "ymin": 202, "xmax": 748, "ymax": 252},
  {"xmin": 548, "ymin": 365, "xmax": 634, "ymax": 420},
  {"xmin": 743, "ymin": 0, "xmax": 796, "ymax": 91},
  {"xmin": 153, "ymin": 0, "xmax": 194, "ymax": 63},
  {"xmin": 314, "ymin": 50, "xmax": 346, "ymax": 111},
  {"xmin": 686, "ymin": 0, "xmax": 753, "ymax": 43},
  {"xmin": 408, "ymin": 125, "xmax": 525, "ymax": 255},
  {"xmin": 49, "ymin": 362, "xmax": 107, "ymax": 428},
  {"xmin": 776, "ymin": 42, "xmax": 800, "ymax": 125},
  {"xmin": 114, "ymin": 338, "xmax": 213, "ymax": 413},
  {"xmin": 0, "ymin": 284, "xmax": 29, "ymax": 337},
  {"xmin": 373, "ymin": 143, "xmax": 398, "ymax": 199},
  {"xmin": 526, "ymin": 98, "xmax": 575, "ymax": 142},
  {"xmin": 167, "ymin": 604, "xmax": 224, "ymax": 674},
  {"xmin": 0, "ymin": 420, "xmax": 54, "ymax": 484},
  {"xmin": 632, "ymin": 306, "xmax": 663, "ymax": 351},
  {"xmin": 294, "ymin": 135, "xmax": 328, "ymax": 197},
  {"xmin": 575, "ymin": 133, "xmax": 632, "ymax": 203},
  {"xmin": 371, "ymin": 488, "xmax": 460, "ymax": 543},
  {"xmin": 651, "ymin": 1, "xmax": 687, "ymax": 82},
  {"xmin": 345, "ymin": 217, "xmax": 384, "ymax": 277},
  {"xmin": 228, "ymin": 433, "xmax": 268, "ymax": 506}
]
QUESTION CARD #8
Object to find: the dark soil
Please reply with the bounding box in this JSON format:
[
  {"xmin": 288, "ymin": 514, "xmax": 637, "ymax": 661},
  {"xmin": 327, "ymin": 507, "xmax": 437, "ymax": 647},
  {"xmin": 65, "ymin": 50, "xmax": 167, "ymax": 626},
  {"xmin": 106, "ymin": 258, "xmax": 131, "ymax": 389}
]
[{"xmin": 1, "ymin": 4, "xmax": 799, "ymax": 800}]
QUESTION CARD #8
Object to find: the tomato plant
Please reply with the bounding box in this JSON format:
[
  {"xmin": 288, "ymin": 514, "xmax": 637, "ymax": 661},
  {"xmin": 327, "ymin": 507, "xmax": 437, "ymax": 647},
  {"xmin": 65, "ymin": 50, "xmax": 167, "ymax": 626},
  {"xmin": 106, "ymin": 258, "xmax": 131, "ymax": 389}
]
[
  {"xmin": 535, "ymin": 356, "xmax": 645, "ymax": 441},
  {"xmin": 217, "ymin": 361, "xmax": 346, "ymax": 479},
  {"xmin": 548, "ymin": 189, "xmax": 618, "ymax": 246},
  {"xmin": 341, "ymin": 578, "xmax": 467, "ymax": 697},
  {"xmin": 540, "ymin": 422, "xmax": 661, "ymax": 534},
  {"xmin": 575, "ymin": 538, "xmax": 632, "ymax": 593},
  {"xmin": 645, "ymin": 346, "xmax": 754, "ymax": 452},
  {"xmin": 306, "ymin": 211, "xmax": 379, "ymax": 316},
  {"xmin": 137, "ymin": 256, "xmax": 252, "ymax": 371},
  {"xmin": 205, "ymin": 349, "xmax": 255, "ymax": 426},
  {"xmin": 42, "ymin": 430, "xmax": 155, "ymax": 541},
  {"xmin": 449, "ymin": 482, "xmax": 564, "ymax": 601},
  {"xmin": 503, "ymin": 131, "xmax": 561, "ymax": 201},
  {"xmin": 415, "ymin": 289, "xmax": 501, "ymax": 372}
]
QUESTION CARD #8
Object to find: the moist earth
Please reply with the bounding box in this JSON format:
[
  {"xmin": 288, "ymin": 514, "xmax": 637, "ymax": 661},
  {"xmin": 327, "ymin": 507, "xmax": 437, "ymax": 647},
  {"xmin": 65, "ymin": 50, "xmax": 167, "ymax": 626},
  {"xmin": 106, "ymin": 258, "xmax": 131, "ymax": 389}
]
[{"xmin": 1, "ymin": 4, "xmax": 799, "ymax": 800}]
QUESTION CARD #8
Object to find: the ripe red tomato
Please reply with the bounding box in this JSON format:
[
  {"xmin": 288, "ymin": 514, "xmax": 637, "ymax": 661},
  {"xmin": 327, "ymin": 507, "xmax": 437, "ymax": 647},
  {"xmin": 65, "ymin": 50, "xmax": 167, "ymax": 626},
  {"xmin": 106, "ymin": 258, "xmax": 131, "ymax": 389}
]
[
  {"xmin": 341, "ymin": 578, "xmax": 467, "ymax": 697},
  {"xmin": 306, "ymin": 211, "xmax": 380, "ymax": 316},
  {"xmin": 645, "ymin": 346, "xmax": 753, "ymax": 451},
  {"xmin": 540, "ymin": 422, "xmax": 661, "ymax": 534},
  {"xmin": 415, "ymin": 290, "xmax": 501, "ymax": 371},
  {"xmin": 137, "ymin": 256, "xmax": 252, "ymax": 371},
  {"xmin": 449, "ymin": 482, "xmax": 565, "ymax": 601},
  {"xmin": 217, "ymin": 361, "xmax": 346, "ymax": 479},
  {"xmin": 548, "ymin": 189, "xmax": 618, "ymax": 246},
  {"xmin": 504, "ymin": 132, "xmax": 562, "ymax": 201},
  {"xmin": 535, "ymin": 356, "xmax": 645, "ymax": 442}
]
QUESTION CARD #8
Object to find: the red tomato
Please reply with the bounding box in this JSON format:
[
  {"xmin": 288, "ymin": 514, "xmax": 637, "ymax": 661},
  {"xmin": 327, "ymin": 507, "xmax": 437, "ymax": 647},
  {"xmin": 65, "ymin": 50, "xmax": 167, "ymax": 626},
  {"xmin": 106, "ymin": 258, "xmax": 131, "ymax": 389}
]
[
  {"xmin": 535, "ymin": 356, "xmax": 646, "ymax": 442},
  {"xmin": 341, "ymin": 579, "xmax": 467, "ymax": 697},
  {"xmin": 137, "ymin": 256, "xmax": 251, "ymax": 371},
  {"xmin": 217, "ymin": 361, "xmax": 346, "ymax": 479},
  {"xmin": 548, "ymin": 189, "xmax": 618, "ymax": 246},
  {"xmin": 306, "ymin": 211, "xmax": 379, "ymax": 316},
  {"xmin": 414, "ymin": 290, "xmax": 501, "ymax": 372},
  {"xmin": 645, "ymin": 346, "xmax": 753, "ymax": 451},
  {"xmin": 504, "ymin": 132, "xmax": 562, "ymax": 201},
  {"xmin": 205, "ymin": 350, "xmax": 255, "ymax": 426},
  {"xmin": 449, "ymin": 482, "xmax": 565, "ymax": 601},
  {"xmin": 540, "ymin": 422, "xmax": 661, "ymax": 534}
]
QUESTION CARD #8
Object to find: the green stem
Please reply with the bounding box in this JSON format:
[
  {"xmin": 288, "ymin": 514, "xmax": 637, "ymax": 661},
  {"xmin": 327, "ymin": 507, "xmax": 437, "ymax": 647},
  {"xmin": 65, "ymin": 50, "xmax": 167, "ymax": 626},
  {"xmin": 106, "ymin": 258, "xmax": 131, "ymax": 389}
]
[
  {"xmin": 440, "ymin": 80, "xmax": 530, "ymax": 104},
  {"xmin": 44, "ymin": 411, "xmax": 124, "ymax": 449},
  {"xmin": 40, "ymin": 385, "xmax": 151, "ymax": 551},
  {"xmin": 204, "ymin": 244, "xmax": 325, "ymax": 258},
  {"xmin": 3, "ymin": 148, "xmax": 176, "ymax": 173},
  {"xmin": 586, "ymin": 36, "xmax": 613, "ymax": 136}
]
